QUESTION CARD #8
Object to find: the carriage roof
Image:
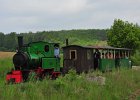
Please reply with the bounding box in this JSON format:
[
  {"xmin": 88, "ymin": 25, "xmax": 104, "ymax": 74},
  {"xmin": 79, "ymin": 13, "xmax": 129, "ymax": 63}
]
[{"xmin": 63, "ymin": 45, "xmax": 132, "ymax": 51}]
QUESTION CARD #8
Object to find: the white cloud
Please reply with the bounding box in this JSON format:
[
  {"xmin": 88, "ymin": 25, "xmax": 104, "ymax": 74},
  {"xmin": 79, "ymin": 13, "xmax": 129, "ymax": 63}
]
[
  {"xmin": 0, "ymin": 0, "xmax": 88, "ymax": 15},
  {"xmin": 0, "ymin": 0, "xmax": 140, "ymax": 33}
]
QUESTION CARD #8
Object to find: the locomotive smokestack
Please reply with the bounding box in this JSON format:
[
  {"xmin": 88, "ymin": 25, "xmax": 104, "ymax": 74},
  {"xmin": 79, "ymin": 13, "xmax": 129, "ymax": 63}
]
[
  {"xmin": 66, "ymin": 38, "xmax": 69, "ymax": 46},
  {"xmin": 18, "ymin": 36, "xmax": 23, "ymax": 50}
]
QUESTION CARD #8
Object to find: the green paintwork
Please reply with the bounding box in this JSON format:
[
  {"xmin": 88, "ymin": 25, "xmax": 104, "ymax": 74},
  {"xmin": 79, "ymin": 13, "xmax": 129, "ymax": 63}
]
[
  {"xmin": 20, "ymin": 41, "xmax": 60, "ymax": 71},
  {"xmin": 42, "ymin": 58, "xmax": 60, "ymax": 71},
  {"xmin": 119, "ymin": 58, "xmax": 131, "ymax": 68},
  {"xmin": 27, "ymin": 42, "xmax": 55, "ymax": 57},
  {"xmin": 99, "ymin": 58, "xmax": 131, "ymax": 72},
  {"xmin": 99, "ymin": 59, "xmax": 115, "ymax": 71}
]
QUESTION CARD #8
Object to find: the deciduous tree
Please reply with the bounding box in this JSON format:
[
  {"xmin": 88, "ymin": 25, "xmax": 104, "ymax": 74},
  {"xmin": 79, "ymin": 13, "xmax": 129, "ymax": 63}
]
[{"xmin": 107, "ymin": 19, "xmax": 140, "ymax": 49}]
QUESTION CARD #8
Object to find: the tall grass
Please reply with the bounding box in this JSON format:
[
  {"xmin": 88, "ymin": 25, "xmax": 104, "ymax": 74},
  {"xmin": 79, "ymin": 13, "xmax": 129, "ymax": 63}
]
[
  {"xmin": 0, "ymin": 58, "xmax": 140, "ymax": 100},
  {"xmin": 0, "ymin": 58, "xmax": 13, "ymax": 79}
]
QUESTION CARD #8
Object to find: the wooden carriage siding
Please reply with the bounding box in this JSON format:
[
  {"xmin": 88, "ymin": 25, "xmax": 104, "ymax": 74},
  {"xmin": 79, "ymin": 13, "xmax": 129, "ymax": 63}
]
[
  {"xmin": 62, "ymin": 45, "xmax": 132, "ymax": 73},
  {"xmin": 62, "ymin": 45, "xmax": 94, "ymax": 73}
]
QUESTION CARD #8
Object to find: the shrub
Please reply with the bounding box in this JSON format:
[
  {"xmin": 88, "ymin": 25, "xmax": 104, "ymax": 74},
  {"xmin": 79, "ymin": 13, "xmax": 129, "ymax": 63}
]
[{"xmin": 131, "ymin": 50, "xmax": 140, "ymax": 66}]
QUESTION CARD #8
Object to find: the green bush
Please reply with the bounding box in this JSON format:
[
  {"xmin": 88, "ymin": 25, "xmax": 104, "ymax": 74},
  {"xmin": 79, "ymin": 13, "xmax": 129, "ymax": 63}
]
[{"xmin": 131, "ymin": 50, "xmax": 140, "ymax": 66}]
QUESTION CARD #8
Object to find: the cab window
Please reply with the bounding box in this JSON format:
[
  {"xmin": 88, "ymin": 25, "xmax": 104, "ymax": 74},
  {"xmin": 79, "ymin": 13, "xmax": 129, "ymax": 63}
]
[{"xmin": 44, "ymin": 45, "xmax": 49, "ymax": 52}]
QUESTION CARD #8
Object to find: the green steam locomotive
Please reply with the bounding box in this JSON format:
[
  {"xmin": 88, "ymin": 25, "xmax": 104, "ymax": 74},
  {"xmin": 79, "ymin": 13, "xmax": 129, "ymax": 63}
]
[{"xmin": 6, "ymin": 36, "xmax": 61, "ymax": 83}]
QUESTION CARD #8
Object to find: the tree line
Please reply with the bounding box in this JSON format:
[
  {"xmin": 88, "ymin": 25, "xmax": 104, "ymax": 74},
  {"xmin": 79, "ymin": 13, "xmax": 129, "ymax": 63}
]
[
  {"xmin": 0, "ymin": 29, "xmax": 107, "ymax": 51},
  {"xmin": 1, "ymin": 19, "xmax": 140, "ymax": 65}
]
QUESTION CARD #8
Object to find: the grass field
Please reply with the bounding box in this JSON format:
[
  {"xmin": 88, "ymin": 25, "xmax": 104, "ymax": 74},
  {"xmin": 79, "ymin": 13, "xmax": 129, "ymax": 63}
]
[{"xmin": 0, "ymin": 52, "xmax": 140, "ymax": 100}]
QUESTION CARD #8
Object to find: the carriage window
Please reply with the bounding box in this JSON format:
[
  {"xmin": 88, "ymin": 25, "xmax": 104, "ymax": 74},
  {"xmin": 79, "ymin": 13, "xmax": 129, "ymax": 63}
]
[
  {"xmin": 70, "ymin": 50, "xmax": 77, "ymax": 60},
  {"xmin": 44, "ymin": 45, "xmax": 49, "ymax": 52}
]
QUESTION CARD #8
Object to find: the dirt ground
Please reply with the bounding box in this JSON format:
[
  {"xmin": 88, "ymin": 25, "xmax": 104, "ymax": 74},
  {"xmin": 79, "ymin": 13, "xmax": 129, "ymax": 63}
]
[
  {"xmin": 132, "ymin": 66, "xmax": 140, "ymax": 70},
  {"xmin": 128, "ymin": 89, "xmax": 140, "ymax": 100},
  {"xmin": 0, "ymin": 52, "xmax": 15, "ymax": 59}
]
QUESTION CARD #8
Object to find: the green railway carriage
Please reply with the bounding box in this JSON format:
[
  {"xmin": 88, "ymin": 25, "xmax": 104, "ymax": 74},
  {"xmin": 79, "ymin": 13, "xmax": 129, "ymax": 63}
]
[
  {"xmin": 115, "ymin": 48, "xmax": 132, "ymax": 68},
  {"xmin": 93, "ymin": 46, "xmax": 132, "ymax": 72}
]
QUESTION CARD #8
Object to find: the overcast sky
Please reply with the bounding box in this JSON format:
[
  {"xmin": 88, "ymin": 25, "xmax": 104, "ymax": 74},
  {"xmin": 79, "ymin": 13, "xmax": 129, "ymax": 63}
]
[{"xmin": 0, "ymin": 0, "xmax": 140, "ymax": 34}]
